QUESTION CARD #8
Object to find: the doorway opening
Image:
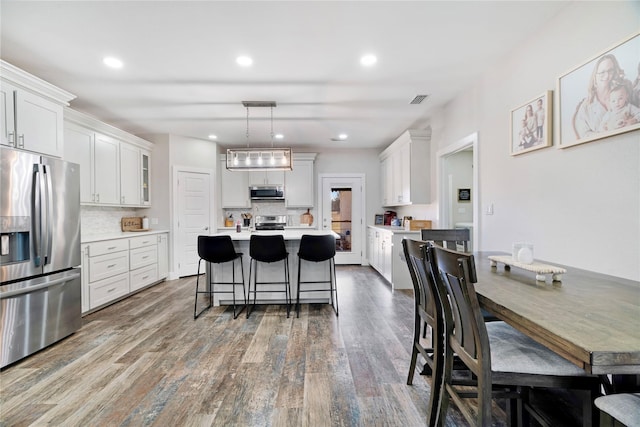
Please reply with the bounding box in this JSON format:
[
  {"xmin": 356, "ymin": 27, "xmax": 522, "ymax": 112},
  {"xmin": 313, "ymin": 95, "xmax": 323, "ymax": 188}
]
[
  {"xmin": 319, "ymin": 174, "xmax": 365, "ymax": 265},
  {"xmin": 437, "ymin": 132, "xmax": 478, "ymax": 250}
]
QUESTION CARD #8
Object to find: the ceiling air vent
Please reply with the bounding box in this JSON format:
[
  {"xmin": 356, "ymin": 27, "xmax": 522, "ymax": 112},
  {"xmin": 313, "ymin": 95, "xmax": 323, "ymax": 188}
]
[{"xmin": 410, "ymin": 94, "xmax": 428, "ymax": 105}]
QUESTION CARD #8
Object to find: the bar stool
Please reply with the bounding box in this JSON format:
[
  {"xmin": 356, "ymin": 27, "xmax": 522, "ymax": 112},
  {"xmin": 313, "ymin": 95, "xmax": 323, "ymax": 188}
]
[
  {"xmin": 296, "ymin": 234, "xmax": 338, "ymax": 318},
  {"xmin": 247, "ymin": 234, "xmax": 291, "ymax": 318},
  {"xmin": 194, "ymin": 235, "xmax": 246, "ymax": 319}
]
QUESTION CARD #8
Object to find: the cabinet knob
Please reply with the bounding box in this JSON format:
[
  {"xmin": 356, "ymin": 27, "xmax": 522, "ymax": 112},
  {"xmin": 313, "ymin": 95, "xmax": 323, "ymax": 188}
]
[
  {"xmin": 8, "ymin": 132, "xmax": 15, "ymax": 145},
  {"xmin": 18, "ymin": 134, "xmax": 24, "ymax": 148}
]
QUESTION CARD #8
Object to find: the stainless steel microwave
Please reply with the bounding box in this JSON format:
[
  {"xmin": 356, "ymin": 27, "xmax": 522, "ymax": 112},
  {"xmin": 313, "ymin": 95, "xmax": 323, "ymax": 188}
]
[{"xmin": 249, "ymin": 185, "xmax": 285, "ymax": 200}]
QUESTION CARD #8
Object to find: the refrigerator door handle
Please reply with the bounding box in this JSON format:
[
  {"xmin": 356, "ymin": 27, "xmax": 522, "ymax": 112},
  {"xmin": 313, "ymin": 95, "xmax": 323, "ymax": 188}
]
[
  {"xmin": 32, "ymin": 164, "xmax": 43, "ymax": 267},
  {"xmin": 43, "ymin": 164, "xmax": 54, "ymax": 265},
  {"xmin": 0, "ymin": 271, "xmax": 81, "ymax": 299}
]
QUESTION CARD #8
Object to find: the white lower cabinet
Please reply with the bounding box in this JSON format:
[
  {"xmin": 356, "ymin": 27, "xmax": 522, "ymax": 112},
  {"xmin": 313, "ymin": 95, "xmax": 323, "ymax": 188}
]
[
  {"xmin": 367, "ymin": 226, "xmax": 418, "ymax": 290},
  {"xmin": 82, "ymin": 232, "xmax": 169, "ymax": 314},
  {"xmin": 129, "ymin": 235, "xmax": 159, "ymax": 291}
]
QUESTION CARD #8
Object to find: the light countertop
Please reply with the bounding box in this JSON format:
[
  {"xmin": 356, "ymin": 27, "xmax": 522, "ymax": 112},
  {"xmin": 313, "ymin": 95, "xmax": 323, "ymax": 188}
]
[
  {"xmin": 367, "ymin": 225, "xmax": 422, "ymax": 234},
  {"xmin": 215, "ymin": 229, "xmax": 339, "ymax": 241},
  {"xmin": 82, "ymin": 229, "xmax": 170, "ymax": 243}
]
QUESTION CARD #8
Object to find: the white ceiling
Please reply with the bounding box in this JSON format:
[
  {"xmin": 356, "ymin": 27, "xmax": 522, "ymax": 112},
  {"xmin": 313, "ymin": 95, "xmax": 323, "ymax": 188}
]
[{"xmin": 0, "ymin": 1, "xmax": 569, "ymax": 150}]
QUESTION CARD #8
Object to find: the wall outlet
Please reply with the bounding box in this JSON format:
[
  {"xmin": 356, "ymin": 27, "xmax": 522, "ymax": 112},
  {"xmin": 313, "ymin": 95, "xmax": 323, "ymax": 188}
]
[
  {"xmin": 457, "ymin": 207, "xmax": 466, "ymax": 214},
  {"xmin": 151, "ymin": 217, "xmax": 159, "ymax": 225}
]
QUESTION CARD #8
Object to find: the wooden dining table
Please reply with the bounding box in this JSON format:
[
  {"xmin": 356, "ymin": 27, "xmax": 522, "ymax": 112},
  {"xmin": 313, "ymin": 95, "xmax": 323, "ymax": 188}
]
[{"xmin": 473, "ymin": 252, "xmax": 640, "ymax": 376}]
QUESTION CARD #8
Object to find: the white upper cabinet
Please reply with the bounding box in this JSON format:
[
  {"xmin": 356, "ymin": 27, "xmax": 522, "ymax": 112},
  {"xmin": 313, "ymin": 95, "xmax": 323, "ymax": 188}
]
[
  {"xmin": 64, "ymin": 122, "xmax": 95, "ymax": 204},
  {"xmin": 249, "ymin": 170, "xmax": 284, "ymax": 186},
  {"xmin": 0, "ymin": 60, "xmax": 75, "ymax": 157},
  {"xmin": 93, "ymin": 133, "xmax": 121, "ymax": 205},
  {"xmin": 285, "ymin": 153, "xmax": 316, "ymax": 208},
  {"xmin": 220, "ymin": 158, "xmax": 251, "ymax": 208},
  {"xmin": 380, "ymin": 129, "xmax": 431, "ymax": 207},
  {"xmin": 120, "ymin": 143, "xmax": 141, "ymax": 206},
  {"xmin": 64, "ymin": 108, "xmax": 152, "ymax": 207}
]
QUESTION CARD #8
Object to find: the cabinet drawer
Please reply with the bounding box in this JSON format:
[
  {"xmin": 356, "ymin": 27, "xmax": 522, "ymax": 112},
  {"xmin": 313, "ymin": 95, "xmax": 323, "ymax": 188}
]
[
  {"xmin": 130, "ymin": 264, "xmax": 158, "ymax": 292},
  {"xmin": 89, "ymin": 251, "xmax": 129, "ymax": 282},
  {"xmin": 88, "ymin": 239, "xmax": 129, "ymax": 257},
  {"xmin": 130, "ymin": 246, "xmax": 158, "ymax": 270},
  {"xmin": 89, "ymin": 272, "xmax": 129, "ymax": 309},
  {"xmin": 129, "ymin": 235, "xmax": 156, "ymax": 249}
]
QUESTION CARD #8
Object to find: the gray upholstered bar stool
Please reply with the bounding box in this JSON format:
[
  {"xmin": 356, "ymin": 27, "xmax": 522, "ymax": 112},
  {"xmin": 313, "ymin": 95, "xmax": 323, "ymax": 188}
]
[
  {"xmin": 296, "ymin": 234, "xmax": 338, "ymax": 318},
  {"xmin": 247, "ymin": 234, "xmax": 291, "ymax": 318},
  {"xmin": 194, "ymin": 235, "xmax": 246, "ymax": 319}
]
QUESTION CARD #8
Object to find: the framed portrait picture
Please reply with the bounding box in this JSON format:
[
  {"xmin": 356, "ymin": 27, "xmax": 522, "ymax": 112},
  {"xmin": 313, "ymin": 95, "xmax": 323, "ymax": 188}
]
[
  {"xmin": 558, "ymin": 32, "xmax": 640, "ymax": 148},
  {"xmin": 510, "ymin": 91, "xmax": 552, "ymax": 156},
  {"xmin": 458, "ymin": 188, "xmax": 471, "ymax": 202}
]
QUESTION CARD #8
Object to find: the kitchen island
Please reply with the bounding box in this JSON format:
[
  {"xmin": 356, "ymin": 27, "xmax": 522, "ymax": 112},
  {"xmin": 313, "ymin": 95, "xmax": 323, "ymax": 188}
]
[{"xmin": 206, "ymin": 229, "xmax": 339, "ymax": 306}]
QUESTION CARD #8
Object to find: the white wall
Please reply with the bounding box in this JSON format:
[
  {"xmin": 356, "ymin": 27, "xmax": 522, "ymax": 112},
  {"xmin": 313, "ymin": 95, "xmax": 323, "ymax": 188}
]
[
  {"xmin": 433, "ymin": 2, "xmax": 639, "ymax": 280},
  {"xmin": 140, "ymin": 133, "xmax": 218, "ymax": 278},
  {"xmin": 314, "ymin": 148, "xmax": 381, "ymax": 226}
]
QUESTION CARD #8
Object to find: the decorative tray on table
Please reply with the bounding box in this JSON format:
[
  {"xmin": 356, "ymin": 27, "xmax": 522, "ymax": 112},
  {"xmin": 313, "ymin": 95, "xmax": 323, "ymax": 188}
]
[{"xmin": 488, "ymin": 255, "xmax": 566, "ymax": 282}]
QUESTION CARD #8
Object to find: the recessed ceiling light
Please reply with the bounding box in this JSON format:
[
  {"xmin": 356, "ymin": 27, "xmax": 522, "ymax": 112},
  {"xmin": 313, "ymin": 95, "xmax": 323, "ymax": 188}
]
[
  {"xmin": 236, "ymin": 56, "xmax": 253, "ymax": 67},
  {"xmin": 208, "ymin": 134, "xmax": 217, "ymax": 140},
  {"xmin": 360, "ymin": 54, "xmax": 377, "ymax": 67},
  {"xmin": 338, "ymin": 133, "xmax": 348, "ymax": 140},
  {"xmin": 103, "ymin": 56, "xmax": 123, "ymax": 69},
  {"xmin": 275, "ymin": 133, "xmax": 284, "ymax": 139}
]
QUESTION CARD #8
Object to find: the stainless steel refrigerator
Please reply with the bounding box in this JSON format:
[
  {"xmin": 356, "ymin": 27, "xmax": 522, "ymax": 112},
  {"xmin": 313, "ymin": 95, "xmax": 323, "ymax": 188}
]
[{"xmin": 1, "ymin": 146, "xmax": 81, "ymax": 368}]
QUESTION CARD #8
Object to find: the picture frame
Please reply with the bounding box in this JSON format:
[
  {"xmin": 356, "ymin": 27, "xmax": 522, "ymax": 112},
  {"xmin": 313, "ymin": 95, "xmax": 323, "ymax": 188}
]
[
  {"xmin": 374, "ymin": 214, "xmax": 383, "ymax": 225},
  {"xmin": 558, "ymin": 32, "xmax": 640, "ymax": 148},
  {"xmin": 510, "ymin": 91, "xmax": 552, "ymax": 156},
  {"xmin": 458, "ymin": 188, "xmax": 471, "ymax": 202}
]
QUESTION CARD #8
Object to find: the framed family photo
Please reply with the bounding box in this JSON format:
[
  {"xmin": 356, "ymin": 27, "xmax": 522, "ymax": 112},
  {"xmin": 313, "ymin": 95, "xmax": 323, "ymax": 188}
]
[
  {"xmin": 510, "ymin": 91, "xmax": 552, "ymax": 156},
  {"xmin": 558, "ymin": 32, "xmax": 640, "ymax": 148}
]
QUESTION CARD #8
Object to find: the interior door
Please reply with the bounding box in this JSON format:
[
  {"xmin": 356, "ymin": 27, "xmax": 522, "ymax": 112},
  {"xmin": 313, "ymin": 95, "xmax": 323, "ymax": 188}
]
[
  {"xmin": 176, "ymin": 170, "xmax": 210, "ymax": 277},
  {"xmin": 319, "ymin": 175, "xmax": 363, "ymax": 265}
]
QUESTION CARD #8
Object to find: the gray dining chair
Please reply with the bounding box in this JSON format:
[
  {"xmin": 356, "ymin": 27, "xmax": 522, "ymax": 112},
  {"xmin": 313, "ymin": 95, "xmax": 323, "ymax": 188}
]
[
  {"xmin": 402, "ymin": 238, "xmax": 443, "ymax": 426},
  {"xmin": 427, "ymin": 243, "xmax": 602, "ymax": 426},
  {"xmin": 595, "ymin": 393, "xmax": 640, "ymax": 427}
]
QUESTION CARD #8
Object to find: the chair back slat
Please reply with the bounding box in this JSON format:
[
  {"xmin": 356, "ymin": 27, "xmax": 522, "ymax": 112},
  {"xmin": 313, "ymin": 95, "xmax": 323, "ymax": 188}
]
[
  {"xmin": 402, "ymin": 239, "xmax": 438, "ymax": 320},
  {"xmin": 428, "ymin": 244, "xmax": 489, "ymax": 377},
  {"xmin": 421, "ymin": 228, "xmax": 470, "ymax": 252}
]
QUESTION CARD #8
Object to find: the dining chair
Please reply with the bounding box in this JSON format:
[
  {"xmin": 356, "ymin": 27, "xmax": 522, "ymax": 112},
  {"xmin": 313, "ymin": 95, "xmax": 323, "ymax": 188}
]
[
  {"xmin": 247, "ymin": 234, "xmax": 291, "ymax": 318},
  {"xmin": 402, "ymin": 238, "xmax": 444, "ymax": 427},
  {"xmin": 594, "ymin": 393, "xmax": 640, "ymax": 427},
  {"xmin": 419, "ymin": 229, "xmax": 498, "ymax": 340},
  {"xmin": 296, "ymin": 234, "xmax": 338, "ymax": 318},
  {"xmin": 194, "ymin": 235, "xmax": 246, "ymax": 319},
  {"xmin": 421, "ymin": 228, "xmax": 470, "ymax": 252},
  {"xmin": 427, "ymin": 243, "xmax": 602, "ymax": 426}
]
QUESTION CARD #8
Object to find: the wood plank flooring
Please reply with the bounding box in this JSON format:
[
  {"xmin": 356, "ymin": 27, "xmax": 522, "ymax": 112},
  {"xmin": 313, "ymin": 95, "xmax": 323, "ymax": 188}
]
[{"xmin": 1, "ymin": 266, "xmax": 583, "ymax": 426}]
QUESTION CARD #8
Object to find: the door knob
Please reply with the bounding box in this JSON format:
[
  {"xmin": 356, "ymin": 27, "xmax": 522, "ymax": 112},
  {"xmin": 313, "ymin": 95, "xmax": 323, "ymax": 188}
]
[{"xmin": 204, "ymin": 226, "xmax": 209, "ymax": 231}]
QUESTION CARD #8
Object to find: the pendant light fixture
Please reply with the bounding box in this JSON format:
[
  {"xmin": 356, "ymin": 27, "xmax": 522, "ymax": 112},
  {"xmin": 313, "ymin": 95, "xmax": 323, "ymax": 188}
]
[{"xmin": 226, "ymin": 101, "xmax": 292, "ymax": 171}]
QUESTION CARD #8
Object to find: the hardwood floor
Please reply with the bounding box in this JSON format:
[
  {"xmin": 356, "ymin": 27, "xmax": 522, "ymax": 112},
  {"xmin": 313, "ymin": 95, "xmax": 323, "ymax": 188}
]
[{"xmin": 1, "ymin": 266, "xmax": 582, "ymax": 426}]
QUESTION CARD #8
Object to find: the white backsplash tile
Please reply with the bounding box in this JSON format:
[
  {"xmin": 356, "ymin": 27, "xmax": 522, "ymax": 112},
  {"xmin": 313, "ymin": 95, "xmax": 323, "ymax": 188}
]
[
  {"xmin": 81, "ymin": 206, "xmax": 140, "ymax": 237},
  {"xmin": 223, "ymin": 202, "xmax": 314, "ymax": 227}
]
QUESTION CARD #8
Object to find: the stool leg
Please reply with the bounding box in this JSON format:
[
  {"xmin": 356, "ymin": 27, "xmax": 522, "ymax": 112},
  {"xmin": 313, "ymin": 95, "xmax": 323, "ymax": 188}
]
[
  {"xmin": 231, "ymin": 258, "xmax": 237, "ymax": 319},
  {"xmin": 332, "ymin": 258, "xmax": 338, "ymax": 316},
  {"xmin": 194, "ymin": 258, "xmax": 201, "ymax": 319},
  {"xmin": 285, "ymin": 256, "xmax": 290, "ymax": 318},
  {"xmin": 247, "ymin": 258, "xmax": 254, "ymax": 319},
  {"xmin": 296, "ymin": 257, "xmax": 302, "ymax": 318}
]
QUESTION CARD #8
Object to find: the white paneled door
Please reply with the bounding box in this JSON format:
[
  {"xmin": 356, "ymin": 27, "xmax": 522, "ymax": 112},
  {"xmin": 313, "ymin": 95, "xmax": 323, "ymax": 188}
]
[
  {"xmin": 319, "ymin": 174, "xmax": 364, "ymax": 265},
  {"xmin": 176, "ymin": 170, "xmax": 210, "ymax": 277}
]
